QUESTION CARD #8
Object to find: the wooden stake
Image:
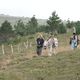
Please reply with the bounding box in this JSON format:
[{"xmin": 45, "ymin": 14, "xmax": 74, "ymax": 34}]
[
  {"xmin": 24, "ymin": 42, "xmax": 27, "ymax": 49},
  {"xmin": 18, "ymin": 44, "xmax": 20, "ymax": 53},
  {"xmin": 2, "ymin": 44, "xmax": 5, "ymax": 55},
  {"xmin": 30, "ymin": 42, "xmax": 32, "ymax": 47},
  {"xmin": 27, "ymin": 40, "xmax": 28, "ymax": 48},
  {"xmin": 11, "ymin": 44, "xmax": 13, "ymax": 54}
]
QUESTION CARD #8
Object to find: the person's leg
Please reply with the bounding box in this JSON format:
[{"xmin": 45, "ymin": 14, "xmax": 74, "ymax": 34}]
[
  {"xmin": 40, "ymin": 47, "xmax": 43, "ymax": 56},
  {"xmin": 71, "ymin": 42, "xmax": 74, "ymax": 50},
  {"xmin": 48, "ymin": 45, "xmax": 53, "ymax": 56},
  {"xmin": 37, "ymin": 47, "xmax": 41, "ymax": 56}
]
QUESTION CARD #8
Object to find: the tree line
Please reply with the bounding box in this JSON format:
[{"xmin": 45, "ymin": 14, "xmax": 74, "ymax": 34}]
[{"xmin": 0, "ymin": 11, "xmax": 80, "ymax": 43}]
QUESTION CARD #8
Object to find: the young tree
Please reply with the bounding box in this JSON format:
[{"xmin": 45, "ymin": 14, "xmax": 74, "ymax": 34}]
[
  {"xmin": 0, "ymin": 20, "xmax": 13, "ymax": 33},
  {"xmin": 47, "ymin": 11, "xmax": 61, "ymax": 33},
  {"xmin": 14, "ymin": 20, "xmax": 25, "ymax": 36},
  {"xmin": 27, "ymin": 15, "xmax": 38, "ymax": 34},
  {"xmin": 66, "ymin": 20, "xmax": 74, "ymax": 29},
  {"xmin": 0, "ymin": 20, "xmax": 14, "ymax": 42},
  {"xmin": 74, "ymin": 21, "xmax": 80, "ymax": 34},
  {"xmin": 58, "ymin": 23, "xmax": 67, "ymax": 34}
]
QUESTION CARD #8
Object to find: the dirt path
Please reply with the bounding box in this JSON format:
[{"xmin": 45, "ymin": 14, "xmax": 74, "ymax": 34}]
[{"xmin": 0, "ymin": 45, "xmax": 80, "ymax": 70}]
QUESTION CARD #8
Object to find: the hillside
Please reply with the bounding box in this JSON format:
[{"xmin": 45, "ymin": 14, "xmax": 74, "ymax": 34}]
[
  {"xmin": 0, "ymin": 49, "xmax": 80, "ymax": 80},
  {"xmin": 0, "ymin": 33, "xmax": 80, "ymax": 80},
  {"xmin": 0, "ymin": 14, "xmax": 47, "ymax": 26}
]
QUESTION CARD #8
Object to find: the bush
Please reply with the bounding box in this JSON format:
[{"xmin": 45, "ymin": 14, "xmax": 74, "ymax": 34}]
[
  {"xmin": 76, "ymin": 26, "xmax": 80, "ymax": 35},
  {"xmin": 58, "ymin": 24, "xmax": 67, "ymax": 34}
]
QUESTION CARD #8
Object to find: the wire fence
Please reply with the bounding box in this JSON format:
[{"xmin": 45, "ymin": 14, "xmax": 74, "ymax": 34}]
[{"xmin": 0, "ymin": 41, "xmax": 35, "ymax": 55}]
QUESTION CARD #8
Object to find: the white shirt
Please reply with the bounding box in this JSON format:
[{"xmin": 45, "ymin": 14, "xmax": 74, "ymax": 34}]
[
  {"xmin": 54, "ymin": 37, "xmax": 58, "ymax": 47},
  {"xmin": 44, "ymin": 40, "xmax": 48, "ymax": 47}
]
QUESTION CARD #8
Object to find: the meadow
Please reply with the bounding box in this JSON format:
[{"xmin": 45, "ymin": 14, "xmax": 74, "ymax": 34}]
[{"xmin": 0, "ymin": 32, "xmax": 80, "ymax": 80}]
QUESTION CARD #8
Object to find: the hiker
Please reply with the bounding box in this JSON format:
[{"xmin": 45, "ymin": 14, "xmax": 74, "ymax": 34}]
[
  {"xmin": 36, "ymin": 34, "xmax": 44, "ymax": 56},
  {"xmin": 70, "ymin": 33, "xmax": 78, "ymax": 49},
  {"xmin": 47, "ymin": 36, "xmax": 54, "ymax": 56}
]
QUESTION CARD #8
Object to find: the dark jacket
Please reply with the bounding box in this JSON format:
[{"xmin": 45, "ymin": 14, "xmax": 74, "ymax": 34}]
[{"xmin": 37, "ymin": 38, "xmax": 44, "ymax": 48}]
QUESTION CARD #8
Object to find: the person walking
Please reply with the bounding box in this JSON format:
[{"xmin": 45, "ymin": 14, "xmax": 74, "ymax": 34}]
[
  {"xmin": 70, "ymin": 33, "xmax": 78, "ymax": 49},
  {"xmin": 36, "ymin": 34, "xmax": 44, "ymax": 56}
]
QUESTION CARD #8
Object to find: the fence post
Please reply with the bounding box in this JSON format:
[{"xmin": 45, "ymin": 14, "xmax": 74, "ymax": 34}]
[
  {"xmin": 2, "ymin": 44, "xmax": 5, "ymax": 55},
  {"xmin": 24, "ymin": 42, "xmax": 27, "ymax": 49},
  {"xmin": 11, "ymin": 44, "xmax": 14, "ymax": 54},
  {"xmin": 18, "ymin": 43, "xmax": 20, "ymax": 53},
  {"xmin": 27, "ymin": 40, "xmax": 28, "ymax": 48},
  {"xmin": 30, "ymin": 42, "xmax": 32, "ymax": 47}
]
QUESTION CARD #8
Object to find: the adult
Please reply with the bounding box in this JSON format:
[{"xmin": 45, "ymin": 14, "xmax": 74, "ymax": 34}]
[
  {"xmin": 36, "ymin": 34, "xmax": 44, "ymax": 56},
  {"xmin": 70, "ymin": 33, "xmax": 78, "ymax": 49}
]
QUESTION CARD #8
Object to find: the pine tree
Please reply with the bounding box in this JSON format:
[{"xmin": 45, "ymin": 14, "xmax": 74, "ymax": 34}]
[{"xmin": 47, "ymin": 11, "xmax": 61, "ymax": 33}]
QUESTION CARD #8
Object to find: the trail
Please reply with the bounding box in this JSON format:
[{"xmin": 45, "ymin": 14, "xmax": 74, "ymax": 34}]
[
  {"xmin": 42, "ymin": 44, "xmax": 80, "ymax": 55},
  {"xmin": 0, "ymin": 45, "xmax": 80, "ymax": 70}
]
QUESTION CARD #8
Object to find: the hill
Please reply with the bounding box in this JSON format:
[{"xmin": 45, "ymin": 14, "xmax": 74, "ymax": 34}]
[
  {"xmin": 0, "ymin": 33, "xmax": 80, "ymax": 80},
  {"xmin": 0, "ymin": 49, "xmax": 80, "ymax": 80},
  {"xmin": 0, "ymin": 14, "xmax": 47, "ymax": 26}
]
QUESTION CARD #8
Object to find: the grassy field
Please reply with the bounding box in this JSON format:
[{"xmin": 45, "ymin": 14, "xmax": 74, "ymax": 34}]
[
  {"xmin": 0, "ymin": 49, "xmax": 80, "ymax": 80},
  {"xmin": 0, "ymin": 33, "xmax": 80, "ymax": 80}
]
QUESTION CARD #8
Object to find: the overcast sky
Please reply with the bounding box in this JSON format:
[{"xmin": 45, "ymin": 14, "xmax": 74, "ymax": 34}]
[{"xmin": 0, "ymin": 0, "xmax": 80, "ymax": 21}]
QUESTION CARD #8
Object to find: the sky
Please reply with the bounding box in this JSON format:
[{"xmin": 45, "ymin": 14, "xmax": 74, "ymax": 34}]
[{"xmin": 0, "ymin": 0, "xmax": 80, "ymax": 21}]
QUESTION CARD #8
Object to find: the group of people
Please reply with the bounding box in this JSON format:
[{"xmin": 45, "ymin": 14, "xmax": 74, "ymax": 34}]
[
  {"xmin": 36, "ymin": 34, "xmax": 58, "ymax": 56},
  {"xmin": 70, "ymin": 33, "xmax": 79, "ymax": 49},
  {"xmin": 36, "ymin": 32, "xmax": 80, "ymax": 56}
]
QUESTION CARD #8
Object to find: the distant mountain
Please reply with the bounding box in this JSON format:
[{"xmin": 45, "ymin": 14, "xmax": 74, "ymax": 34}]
[{"xmin": 0, "ymin": 14, "xmax": 47, "ymax": 26}]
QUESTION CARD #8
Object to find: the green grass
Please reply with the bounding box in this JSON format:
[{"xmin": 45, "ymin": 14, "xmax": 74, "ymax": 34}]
[
  {"xmin": 0, "ymin": 32, "xmax": 80, "ymax": 80},
  {"xmin": 0, "ymin": 49, "xmax": 80, "ymax": 80}
]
